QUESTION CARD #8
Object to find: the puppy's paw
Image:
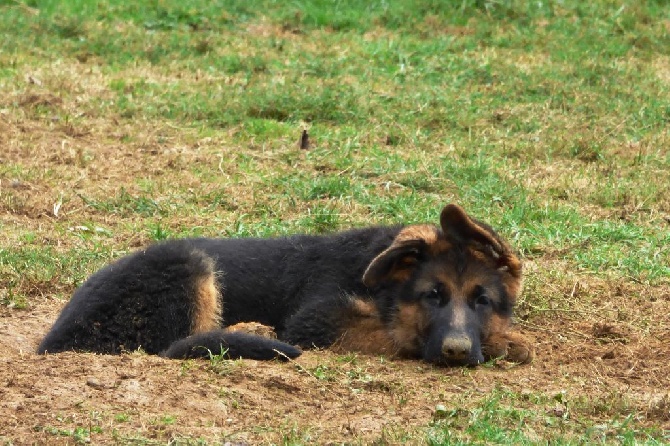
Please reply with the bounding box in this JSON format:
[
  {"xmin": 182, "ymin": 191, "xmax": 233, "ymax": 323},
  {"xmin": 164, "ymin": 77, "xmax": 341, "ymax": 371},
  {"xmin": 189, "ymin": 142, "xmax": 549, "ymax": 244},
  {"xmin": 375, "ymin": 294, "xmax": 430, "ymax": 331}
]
[
  {"xmin": 483, "ymin": 331, "xmax": 535, "ymax": 364},
  {"xmin": 225, "ymin": 322, "xmax": 277, "ymax": 339}
]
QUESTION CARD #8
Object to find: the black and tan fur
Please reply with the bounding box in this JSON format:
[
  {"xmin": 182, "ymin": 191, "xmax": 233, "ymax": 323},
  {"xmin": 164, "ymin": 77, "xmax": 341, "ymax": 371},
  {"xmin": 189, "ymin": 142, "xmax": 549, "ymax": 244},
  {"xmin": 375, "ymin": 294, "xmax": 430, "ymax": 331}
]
[{"xmin": 38, "ymin": 204, "xmax": 534, "ymax": 366}]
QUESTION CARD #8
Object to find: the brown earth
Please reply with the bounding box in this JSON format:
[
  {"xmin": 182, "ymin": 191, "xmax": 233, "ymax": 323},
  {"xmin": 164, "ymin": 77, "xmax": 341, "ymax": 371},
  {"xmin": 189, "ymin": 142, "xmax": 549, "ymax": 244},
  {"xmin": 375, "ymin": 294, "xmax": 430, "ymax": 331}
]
[{"xmin": 1, "ymin": 278, "xmax": 669, "ymax": 444}]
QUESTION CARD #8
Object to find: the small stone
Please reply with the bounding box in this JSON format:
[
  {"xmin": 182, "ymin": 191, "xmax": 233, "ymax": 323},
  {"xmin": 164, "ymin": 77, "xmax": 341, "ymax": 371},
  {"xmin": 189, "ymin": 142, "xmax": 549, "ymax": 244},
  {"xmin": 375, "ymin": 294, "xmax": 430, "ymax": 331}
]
[{"xmin": 86, "ymin": 378, "xmax": 104, "ymax": 389}]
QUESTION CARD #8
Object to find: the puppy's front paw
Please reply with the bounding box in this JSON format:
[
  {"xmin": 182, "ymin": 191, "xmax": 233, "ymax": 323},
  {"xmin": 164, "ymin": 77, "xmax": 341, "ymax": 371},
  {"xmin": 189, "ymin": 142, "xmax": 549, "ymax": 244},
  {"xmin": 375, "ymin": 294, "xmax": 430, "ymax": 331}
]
[
  {"xmin": 483, "ymin": 331, "xmax": 535, "ymax": 364},
  {"xmin": 225, "ymin": 322, "xmax": 277, "ymax": 339}
]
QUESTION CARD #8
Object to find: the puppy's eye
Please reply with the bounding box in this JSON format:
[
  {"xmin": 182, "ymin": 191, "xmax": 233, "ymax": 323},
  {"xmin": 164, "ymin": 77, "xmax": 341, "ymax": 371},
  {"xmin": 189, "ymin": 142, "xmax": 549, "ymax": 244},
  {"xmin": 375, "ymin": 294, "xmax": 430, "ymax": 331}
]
[
  {"xmin": 422, "ymin": 286, "xmax": 443, "ymax": 306},
  {"xmin": 476, "ymin": 294, "xmax": 491, "ymax": 307},
  {"xmin": 471, "ymin": 285, "xmax": 492, "ymax": 308}
]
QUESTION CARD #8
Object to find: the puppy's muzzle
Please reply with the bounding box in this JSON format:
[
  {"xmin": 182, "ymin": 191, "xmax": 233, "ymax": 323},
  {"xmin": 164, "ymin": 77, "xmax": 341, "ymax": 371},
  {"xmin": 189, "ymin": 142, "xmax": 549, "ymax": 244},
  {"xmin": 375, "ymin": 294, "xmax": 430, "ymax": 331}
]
[{"xmin": 441, "ymin": 334, "xmax": 484, "ymax": 366}]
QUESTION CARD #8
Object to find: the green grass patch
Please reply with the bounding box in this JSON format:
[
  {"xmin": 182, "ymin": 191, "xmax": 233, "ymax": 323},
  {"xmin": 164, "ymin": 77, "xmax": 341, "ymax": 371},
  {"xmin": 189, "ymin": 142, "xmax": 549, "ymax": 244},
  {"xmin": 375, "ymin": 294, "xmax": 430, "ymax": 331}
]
[{"xmin": 428, "ymin": 388, "xmax": 667, "ymax": 445}]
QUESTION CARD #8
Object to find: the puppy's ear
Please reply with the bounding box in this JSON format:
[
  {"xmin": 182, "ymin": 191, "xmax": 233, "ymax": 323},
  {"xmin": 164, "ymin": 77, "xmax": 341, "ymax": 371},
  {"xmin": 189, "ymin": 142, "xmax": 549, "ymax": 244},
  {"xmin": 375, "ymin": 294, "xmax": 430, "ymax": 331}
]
[
  {"xmin": 363, "ymin": 224, "xmax": 442, "ymax": 289},
  {"xmin": 362, "ymin": 239, "xmax": 425, "ymax": 289},
  {"xmin": 441, "ymin": 205, "xmax": 519, "ymax": 268},
  {"xmin": 441, "ymin": 204, "xmax": 522, "ymax": 297},
  {"xmin": 440, "ymin": 204, "xmax": 503, "ymax": 251}
]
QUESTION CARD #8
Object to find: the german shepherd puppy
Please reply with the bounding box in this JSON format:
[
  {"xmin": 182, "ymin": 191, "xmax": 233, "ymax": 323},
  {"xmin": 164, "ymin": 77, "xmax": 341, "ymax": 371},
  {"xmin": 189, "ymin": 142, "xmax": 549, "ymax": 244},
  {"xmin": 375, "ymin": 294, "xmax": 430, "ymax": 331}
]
[{"xmin": 38, "ymin": 204, "xmax": 533, "ymax": 366}]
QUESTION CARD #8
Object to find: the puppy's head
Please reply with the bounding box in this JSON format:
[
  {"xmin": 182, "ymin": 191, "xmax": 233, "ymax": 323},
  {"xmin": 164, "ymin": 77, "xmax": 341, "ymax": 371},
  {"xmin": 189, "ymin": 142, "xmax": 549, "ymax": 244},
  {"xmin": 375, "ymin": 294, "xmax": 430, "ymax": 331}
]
[{"xmin": 362, "ymin": 204, "xmax": 522, "ymax": 366}]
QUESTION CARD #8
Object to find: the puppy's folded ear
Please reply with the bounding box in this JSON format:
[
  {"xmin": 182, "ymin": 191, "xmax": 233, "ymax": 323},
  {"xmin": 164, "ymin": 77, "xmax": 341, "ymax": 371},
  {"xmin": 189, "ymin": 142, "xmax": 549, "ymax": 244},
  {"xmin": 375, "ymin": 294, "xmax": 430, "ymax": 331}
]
[
  {"xmin": 363, "ymin": 223, "xmax": 444, "ymax": 289},
  {"xmin": 362, "ymin": 239, "xmax": 425, "ymax": 289}
]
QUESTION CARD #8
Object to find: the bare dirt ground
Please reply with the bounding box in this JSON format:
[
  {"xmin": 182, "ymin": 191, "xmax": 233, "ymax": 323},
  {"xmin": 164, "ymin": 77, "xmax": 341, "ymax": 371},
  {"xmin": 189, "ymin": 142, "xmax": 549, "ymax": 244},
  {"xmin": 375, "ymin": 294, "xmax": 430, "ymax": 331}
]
[{"xmin": 1, "ymin": 278, "xmax": 669, "ymax": 444}]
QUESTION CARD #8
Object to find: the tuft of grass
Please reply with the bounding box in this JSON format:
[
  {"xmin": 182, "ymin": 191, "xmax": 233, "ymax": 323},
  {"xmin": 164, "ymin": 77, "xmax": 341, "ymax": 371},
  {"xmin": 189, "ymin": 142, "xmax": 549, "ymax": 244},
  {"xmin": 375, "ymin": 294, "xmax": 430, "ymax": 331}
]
[{"xmin": 427, "ymin": 388, "xmax": 667, "ymax": 445}]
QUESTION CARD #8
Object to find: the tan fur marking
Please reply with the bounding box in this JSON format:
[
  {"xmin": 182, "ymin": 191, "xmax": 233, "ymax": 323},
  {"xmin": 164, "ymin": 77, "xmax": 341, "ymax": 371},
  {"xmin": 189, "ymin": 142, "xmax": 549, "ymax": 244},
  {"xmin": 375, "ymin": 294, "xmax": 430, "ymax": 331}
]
[
  {"xmin": 332, "ymin": 299, "xmax": 396, "ymax": 355},
  {"xmin": 468, "ymin": 223, "xmax": 503, "ymax": 252},
  {"xmin": 481, "ymin": 313, "xmax": 533, "ymax": 363},
  {"xmin": 390, "ymin": 302, "xmax": 430, "ymax": 357},
  {"xmin": 225, "ymin": 322, "xmax": 277, "ymax": 339},
  {"xmin": 468, "ymin": 248, "xmax": 493, "ymax": 264},
  {"xmin": 429, "ymin": 238, "xmax": 452, "ymax": 256},
  {"xmin": 501, "ymin": 254, "xmax": 523, "ymax": 300},
  {"xmin": 487, "ymin": 313, "xmax": 511, "ymax": 335},
  {"xmin": 397, "ymin": 225, "xmax": 452, "ymax": 256},
  {"xmin": 482, "ymin": 330, "xmax": 535, "ymax": 364},
  {"xmin": 351, "ymin": 298, "xmax": 377, "ymax": 317},
  {"xmin": 388, "ymin": 268, "xmax": 414, "ymax": 283},
  {"xmin": 363, "ymin": 224, "xmax": 449, "ymax": 287},
  {"xmin": 395, "ymin": 224, "xmax": 440, "ymax": 244},
  {"xmin": 190, "ymin": 272, "xmax": 222, "ymax": 334}
]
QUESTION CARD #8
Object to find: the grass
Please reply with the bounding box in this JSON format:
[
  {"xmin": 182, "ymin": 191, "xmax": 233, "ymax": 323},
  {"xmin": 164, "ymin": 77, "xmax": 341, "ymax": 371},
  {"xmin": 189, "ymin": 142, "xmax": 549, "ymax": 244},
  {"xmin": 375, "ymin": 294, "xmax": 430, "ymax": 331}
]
[
  {"xmin": 427, "ymin": 388, "xmax": 668, "ymax": 445},
  {"xmin": 1, "ymin": 0, "xmax": 669, "ymax": 444}
]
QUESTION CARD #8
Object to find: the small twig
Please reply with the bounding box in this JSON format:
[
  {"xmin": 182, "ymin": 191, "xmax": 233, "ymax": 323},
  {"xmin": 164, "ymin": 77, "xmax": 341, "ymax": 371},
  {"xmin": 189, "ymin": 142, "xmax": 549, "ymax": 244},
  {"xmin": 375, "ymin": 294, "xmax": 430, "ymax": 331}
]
[
  {"xmin": 525, "ymin": 303, "xmax": 602, "ymax": 316},
  {"xmin": 569, "ymin": 281, "xmax": 579, "ymax": 299},
  {"xmin": 520, "ymin": 321, "xmax": 591, "ymax": 339}
]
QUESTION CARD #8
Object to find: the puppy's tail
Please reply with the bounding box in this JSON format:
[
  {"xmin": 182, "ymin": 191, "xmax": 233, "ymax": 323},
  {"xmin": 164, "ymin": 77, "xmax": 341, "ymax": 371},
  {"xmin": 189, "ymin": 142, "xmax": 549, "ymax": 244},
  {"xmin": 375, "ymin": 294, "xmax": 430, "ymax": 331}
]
[{"xmin": 162, "ymin": 330, "xmax": 302, "ymax": 361}]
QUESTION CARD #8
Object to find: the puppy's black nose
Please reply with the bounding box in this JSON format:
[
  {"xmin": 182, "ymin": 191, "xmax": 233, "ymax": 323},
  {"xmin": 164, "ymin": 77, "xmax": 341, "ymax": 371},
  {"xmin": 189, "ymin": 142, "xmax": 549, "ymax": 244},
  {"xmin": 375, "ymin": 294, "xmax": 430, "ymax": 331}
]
[{"xmin": 441, "ymin": 336, "xmax": 472, "ymax": 362}]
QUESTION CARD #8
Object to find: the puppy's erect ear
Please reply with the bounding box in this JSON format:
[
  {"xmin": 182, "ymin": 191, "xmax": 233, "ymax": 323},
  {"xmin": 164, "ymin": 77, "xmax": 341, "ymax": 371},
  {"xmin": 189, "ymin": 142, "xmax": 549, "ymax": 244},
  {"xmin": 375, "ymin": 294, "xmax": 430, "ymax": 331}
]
[
  {"xmin": 440, "ymin": 204, "xmax": 503, "ymax": 252},
  {"xmin": 441, "ymin": 204, "xmax": 522, "ymax": 295}
]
